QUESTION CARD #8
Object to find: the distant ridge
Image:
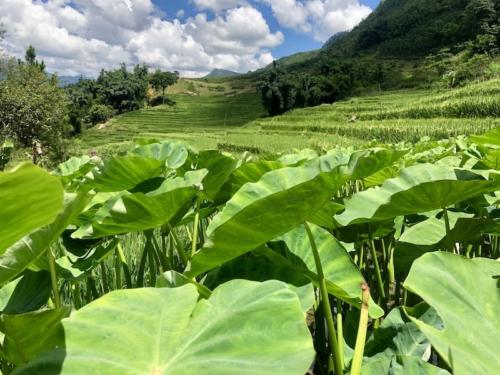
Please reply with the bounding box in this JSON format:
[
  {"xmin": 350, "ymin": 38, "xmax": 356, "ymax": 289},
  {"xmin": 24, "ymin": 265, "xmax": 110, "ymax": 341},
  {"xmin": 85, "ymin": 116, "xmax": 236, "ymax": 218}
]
[{"xmin": 204, "ymin": 69, "xmax": 241, "ymax": 78}]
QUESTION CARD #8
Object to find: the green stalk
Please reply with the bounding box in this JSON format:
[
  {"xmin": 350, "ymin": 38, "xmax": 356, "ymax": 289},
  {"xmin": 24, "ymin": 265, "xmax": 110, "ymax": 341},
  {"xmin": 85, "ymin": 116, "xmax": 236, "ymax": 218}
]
[
  {"xmin": 72, "ymin": 281, "xmax": 81, "ymax": 310},
  {"xmin": 47, "ymin": 249, "xmax": 61, "ymax": 309},
  {"xmin": 169, "ymin": 225, "xmax": 189, "ymax": 267},
  {"xmin": 368, "ymin": 237, "xmax": 386, "ymax": 301},
  {"xmin": 100, "ymin": 262, "xmax": 109, "ymax": 294},
  {"xmin": 304, "ymin": 223, "xmax": 343, "ymax": 375},
  {"xmin": 336, "ymin": 299, "xmax": 344, "ymax": 370},
  {"xmin": 443, "ymin": 207, "xmax": 454, "ymax": 253},
  {"xmin": 191, "ymin": 198, "xmax": 201, "ymax": 257},
  {"xmin": 116, "ymin": 243, "xmax": 132, "ymax": 288},
  {"xmin": 350, "ymin": 283, "xmax": 371, "ymax": 375},
  {"xmin": 114, "ymin": 250, "xmax": 122, "ymax": 290}
]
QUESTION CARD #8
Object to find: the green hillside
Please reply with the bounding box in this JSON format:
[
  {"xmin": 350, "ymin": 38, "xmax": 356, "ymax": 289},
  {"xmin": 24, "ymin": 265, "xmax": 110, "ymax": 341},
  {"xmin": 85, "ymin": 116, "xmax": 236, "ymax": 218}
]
[{"xmin": 75, "ymin": 78, "xmax": 499, "ymax": 156}]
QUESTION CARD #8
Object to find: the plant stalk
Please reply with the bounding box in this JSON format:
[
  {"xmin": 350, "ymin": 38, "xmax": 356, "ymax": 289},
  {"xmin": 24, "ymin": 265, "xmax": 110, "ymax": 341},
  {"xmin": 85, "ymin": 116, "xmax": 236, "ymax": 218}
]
[
  {"xmin": 191, "ymin": 198, "xmax": 201, "ymax": 257},
  {"xmin": 47, "ymin": 248, "xmax": 61, "ymax": 309},
  {"xmin": 350, "ymin": 283, "xmax": 371, "ymax": 375},
  {"xmin": 304, "ymin": 222, "xmax": 343, "ymax": 375},
  {"xmin": 368, "ymin": 237, "xmax": 386, "ymax": 301},
  {"xmin": 443, "ymin": 207, "xmax": 454, "ymax": 253}
]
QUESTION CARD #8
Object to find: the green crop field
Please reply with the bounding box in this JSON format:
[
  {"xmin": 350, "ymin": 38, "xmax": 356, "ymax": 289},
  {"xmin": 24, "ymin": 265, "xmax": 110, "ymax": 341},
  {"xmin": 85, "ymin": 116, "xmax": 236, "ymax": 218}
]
[{"xmin": 75, "ymin": 78, "xmax": 500, "ymax": 156}]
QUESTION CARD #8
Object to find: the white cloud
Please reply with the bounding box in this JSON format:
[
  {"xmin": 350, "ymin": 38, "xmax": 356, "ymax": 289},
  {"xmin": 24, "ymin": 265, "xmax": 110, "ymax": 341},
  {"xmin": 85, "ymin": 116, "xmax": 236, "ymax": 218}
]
[
  {"xmin": 262, "ymin": 0, "xmax": 372, "ymax": 42},
  {"xmin": 193, "ymin": 0, "xmax": 248, "ymax": 12},
  {"xmin": 0, "ymin": 0, "xmax": 281, "ymax": 77}
]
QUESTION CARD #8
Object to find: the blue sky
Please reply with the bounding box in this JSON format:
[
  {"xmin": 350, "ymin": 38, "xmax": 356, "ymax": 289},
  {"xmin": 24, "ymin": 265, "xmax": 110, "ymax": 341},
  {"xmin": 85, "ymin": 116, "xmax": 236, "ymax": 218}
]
[{"xmin": 0, "ymin": 0, "xmax": 381, "ymax": 77}]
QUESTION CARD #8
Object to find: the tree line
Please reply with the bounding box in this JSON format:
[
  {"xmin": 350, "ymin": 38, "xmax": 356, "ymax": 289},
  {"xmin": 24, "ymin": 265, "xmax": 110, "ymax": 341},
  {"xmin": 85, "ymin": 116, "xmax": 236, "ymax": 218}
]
[{"xmin": 0, "ymin": 40, "xmax": 178, "ymax": 167}]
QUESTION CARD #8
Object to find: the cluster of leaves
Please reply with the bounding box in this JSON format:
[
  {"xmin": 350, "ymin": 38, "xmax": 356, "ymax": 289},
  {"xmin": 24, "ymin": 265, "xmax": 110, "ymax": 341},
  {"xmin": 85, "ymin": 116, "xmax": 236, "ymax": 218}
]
[
  {"xmin": 0, "ymin": 126, "xmax": 499, "ymax": 374},
  {"xmin": 0, "ymin": 58, "xmax": 69, "ymax": 163},
  {"xmin": 66, "ymin": 65, "xmax": 178, "ymax": 134}
]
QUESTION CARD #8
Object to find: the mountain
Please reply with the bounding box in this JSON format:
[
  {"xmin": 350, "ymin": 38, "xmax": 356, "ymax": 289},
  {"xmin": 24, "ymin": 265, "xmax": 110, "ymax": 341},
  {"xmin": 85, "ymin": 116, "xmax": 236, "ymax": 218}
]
[
  {"xmin": 204, "ymin": 69, "xmax": 241, "ymax": 78},
  {"xmin": 58, "ymin": 75, "xmax": 85, "ymax": 87},
  {"xmin": 325, "ymin": 0, "xmax": 499, "ymax": 58}
]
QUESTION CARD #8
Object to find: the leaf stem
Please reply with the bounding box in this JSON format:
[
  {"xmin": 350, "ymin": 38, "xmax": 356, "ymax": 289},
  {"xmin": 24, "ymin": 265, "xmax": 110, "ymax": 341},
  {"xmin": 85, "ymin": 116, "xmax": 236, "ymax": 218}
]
[
  {"xmin": 443, "ymin": 207, "xmax": 454, "ymax": 253},
  {"xmin": 191, "ymin": 198, "xmax": 201, "ymax": 257},
  {"xmin": 350, "ymin": 283, "xmax": 370, "ymax": 375},
  {"xmin": 304, "ymin": 222, "xmax": 343, "ymax": 375},
  {"xmin": 368, "ymin": 235, "xmax": 386, "ymax": 301},
  {"xmin": 47, "ymin": 248, "xmax": 61, "ymax": 308},
  {"xmin": 116, "ymin": 243, "xmax": 132, "ymax": 288}
]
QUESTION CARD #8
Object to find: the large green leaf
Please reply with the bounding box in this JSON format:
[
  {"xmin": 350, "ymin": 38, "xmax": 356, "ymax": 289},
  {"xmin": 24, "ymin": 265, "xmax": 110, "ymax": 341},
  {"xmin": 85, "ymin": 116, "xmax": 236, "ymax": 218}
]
[
  {"xmin": 73, "ymin": 170, "xmax": 207, "ymax": 238},
  {"xmin": 348, "ymin": 148, "xmax": 407, "ymax": 181},
  {"xmin": 470, "ymin": 127, "xmax": 500, "ymax": 148},
  {"xmin": 188, "ymin": 154, "xmax": 348, "ymax": 277},
  {"xmin": 0, "ymin": 163, "xmax": 64, "ymax": 252},
  {"xmin": 336, "ymin": 164, "xmax": 500, "ymax": 226},
  {"xmin": 0, "ymin": 308, "xmax": 69, "ymax": 366},
  {"xmin": 359, "ymin": 304, "xmax": 441, "ymax": 373},
  {"xmin": 87, "ymin": 156, "xmax": 165, "ymax": 192},
  {"xmin": 196, "ymin": 150, "xmax": 239, "ymax": 201},
  {"xmin": 130, "ymin": 141, "xmax": 189, "ymax": 169},
  {"xmin": 394, "ymin": 212, "xmax": 474, "ymax": 274},
  {"xmin": 53, "ymin": 156, "xmax": 94, "ymax": 185},
  {"xmin": 404, "ymin": 252, "xmax": 500, "ymax": 375},
  {"xmin": 363, "ymin": 356, "xmax": 450, "ymax": 375},
  {"xmin": 15, "ymin": 280, "xmax": 314, "ymax": 375},
  {"xmin": 0, "ymin": 193, "xmax": 90, "ymax": 285},
  {"xmin": 0, "ymin": 271, "xmax": 51, "ymax": 314},
  {"xmin": 269, "ymin": 223, "xmax": 383, "ymax": 318}
]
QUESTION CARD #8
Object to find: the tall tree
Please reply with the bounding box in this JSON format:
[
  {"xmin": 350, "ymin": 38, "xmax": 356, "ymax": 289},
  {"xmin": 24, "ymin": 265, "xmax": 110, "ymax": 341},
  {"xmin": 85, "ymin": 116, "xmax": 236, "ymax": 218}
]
[{"xmin": 149, "ymin": 69, "xmax": 179, "ymax": 104}]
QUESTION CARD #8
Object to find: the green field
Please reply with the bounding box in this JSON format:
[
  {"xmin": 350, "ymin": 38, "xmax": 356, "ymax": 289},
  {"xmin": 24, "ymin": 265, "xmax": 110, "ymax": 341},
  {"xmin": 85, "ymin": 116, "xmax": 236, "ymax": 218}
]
[{"xmin": 76, "ymin": 78, "xmax": 500, "ymax": 156}]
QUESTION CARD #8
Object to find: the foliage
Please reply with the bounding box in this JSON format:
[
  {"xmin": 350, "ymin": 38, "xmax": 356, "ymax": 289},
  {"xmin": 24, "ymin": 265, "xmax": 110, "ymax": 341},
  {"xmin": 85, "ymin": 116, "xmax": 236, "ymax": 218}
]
[
  {"xmin": 0, "ymin": 59, "xmax": 69, "ymax": 162},
  {"xmin": 87, "ymin": 104, "xmax": 114, "ymax": 126},
  {"xmin": 0, "ymin": 125, "xmax": 499, "ymax": 374},
  {"xmin": 149, "ymin": 69, "xmax": 179, "ymax": 105}
]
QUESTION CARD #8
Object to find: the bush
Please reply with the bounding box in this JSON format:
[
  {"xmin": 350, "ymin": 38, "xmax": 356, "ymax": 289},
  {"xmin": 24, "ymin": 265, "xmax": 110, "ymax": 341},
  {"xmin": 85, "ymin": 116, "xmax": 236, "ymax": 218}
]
[{"xmin": 87, "ymin": 104, "xmax": 114, "ymax": 126}]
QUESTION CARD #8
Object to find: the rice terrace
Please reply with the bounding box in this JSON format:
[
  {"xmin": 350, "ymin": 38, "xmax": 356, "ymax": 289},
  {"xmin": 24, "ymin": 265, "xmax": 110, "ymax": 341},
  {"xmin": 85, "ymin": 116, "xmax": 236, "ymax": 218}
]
[{"xmin": 0, "ymin": 0, "xmax": 499, "ymax": 374}]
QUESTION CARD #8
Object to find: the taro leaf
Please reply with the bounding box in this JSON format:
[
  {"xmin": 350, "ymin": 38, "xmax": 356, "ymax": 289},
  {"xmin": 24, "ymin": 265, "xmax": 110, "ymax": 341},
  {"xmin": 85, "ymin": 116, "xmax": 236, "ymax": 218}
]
[
  {"xmin": 215, "ymin": 160, "xmax": 284, "ymax": 203},
  {"xmin": 308, "ymin": 201, "xmax": 345, "ymax": 229},
  {"xmin": 53, "ymin": 156, "xmax": 93, "ymax": 185},
  {"xmin": 72, "ymin": 170, "xmax": 207, "ymax": 239},
  {"xmin": 269, "ymin": 224, "xmax": 383, "ymax": 318},
  {"xmin": 348, "ymin": 148, "xmax": 407, "ymax": 181},
  {"xmin": 56, "ymin": 239, "xmax": 119, "ymax": 281},
  {"xmin": 15, "ymin": 280, "xmax": 314, "ymax": 375},
  {"xmin": 470, "ymin": 127, "xmax": 500, "ymax": 148},
  {"xmin": 196, "ymin": 150, "xmax": 239, "ymax": 201},
  {"xmin": 0, "ymin": 163, "xmax": 64, "ymax": 252},
  {"xmin": 0, "ymin": 307, "xmax": 70, "ymax": 366},
  {"xmin": 0, "ymin": 193, "xmax": 90, "ymax": 286},
  {"xmin": 384, "ymin": 356, "xmax": 449, "ymax": 375},
  {"xmin": 404, "ymin": 252, "xmax": 500, "ymax": 375},
  {"xmin": 359, "ymin": 303, "xmax": 441, "ymax": 373},
  {"xmin": 336, "ymin": 164, "xmax": 500, "ymax": 226},
  {"xmin": 394, "ymin": 212, "xmax": 474, "ymax": 275},
  {"xmin": 187, "ymin": 154, "xmax": 348, "ymax": 277},
  {"xmin": 471, "ymin": 257, "xmax": 500, "ymax": 279},
  {"xmin": 482, "ymin": 149, "xmax": 500, "ymax": 170},
  {"xmin": 0, "ymin": 271, "xmax": 51, "ymax": 314},
  {"xmin": 130, "ymin": 141, "xmax": 188, "ymax": 169},
  {"xmin": 87, "ymin": 156, "xmax": 164, "ymax": 192}
]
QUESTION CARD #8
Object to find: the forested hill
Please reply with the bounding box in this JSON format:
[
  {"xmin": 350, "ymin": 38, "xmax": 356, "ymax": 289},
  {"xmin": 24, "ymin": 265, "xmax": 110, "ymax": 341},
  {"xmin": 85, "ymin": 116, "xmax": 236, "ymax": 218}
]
[{"xmin": 325, "ymin": 0, "xmax": 500, "ymax": 57}]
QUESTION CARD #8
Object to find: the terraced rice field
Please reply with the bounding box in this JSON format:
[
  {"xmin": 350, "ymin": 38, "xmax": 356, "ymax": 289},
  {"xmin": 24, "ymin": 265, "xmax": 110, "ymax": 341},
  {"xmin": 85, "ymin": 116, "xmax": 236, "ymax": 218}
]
[{"xmin": 76, "ymin": 78, "xmax": 500, "ymax": 155}]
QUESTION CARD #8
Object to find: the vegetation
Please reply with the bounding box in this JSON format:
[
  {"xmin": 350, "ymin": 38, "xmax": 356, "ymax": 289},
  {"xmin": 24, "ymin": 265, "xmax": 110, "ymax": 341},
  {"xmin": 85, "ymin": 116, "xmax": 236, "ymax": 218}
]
[
  {"xmin": 0, "ymin": 48, "xmax": 68, "ymax": 164},
  {"xmin": 0, "ymin": 125, "xmax": 499, "ymax": 374},
  {"xmin": 72, "ymin": 78, "xmax": 499, "ymax": 156}
]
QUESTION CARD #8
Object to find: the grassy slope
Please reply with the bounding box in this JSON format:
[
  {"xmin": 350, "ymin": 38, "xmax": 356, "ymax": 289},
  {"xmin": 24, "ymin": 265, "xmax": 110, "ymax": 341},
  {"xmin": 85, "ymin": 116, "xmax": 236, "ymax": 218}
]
[{"xmin": 76, "ymin": 78, "xmax": 499, "ymax": 156}]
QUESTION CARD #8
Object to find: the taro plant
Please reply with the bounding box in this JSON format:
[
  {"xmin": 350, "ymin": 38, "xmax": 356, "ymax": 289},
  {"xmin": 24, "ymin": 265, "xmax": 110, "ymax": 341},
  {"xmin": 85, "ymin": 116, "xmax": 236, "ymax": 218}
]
[{"xmin": 0, "ymin": 127, "xmax": 499, "ymax": 374}]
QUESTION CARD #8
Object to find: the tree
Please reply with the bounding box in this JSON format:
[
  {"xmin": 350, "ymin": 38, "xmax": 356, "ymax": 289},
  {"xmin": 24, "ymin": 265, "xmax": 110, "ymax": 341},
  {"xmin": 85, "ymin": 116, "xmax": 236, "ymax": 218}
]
[
  {"xmin": 149, "ymin": 69, "xmax": 179, "ymax": 104},
  {"xmin": 25, "ymin": 45, "xmax": 36, "ymax": 65},
  {"xmin": 0, "ymin": 63, "xmax": 69, "ymax": 163}
]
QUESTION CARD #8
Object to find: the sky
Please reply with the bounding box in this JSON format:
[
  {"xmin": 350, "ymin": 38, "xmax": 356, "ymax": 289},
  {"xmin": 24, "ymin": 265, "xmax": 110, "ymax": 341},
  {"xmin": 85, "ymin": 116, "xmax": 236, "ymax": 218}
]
[{"xmin": 0, "ymin": 0, "xmax": 380, "ymax": 77}]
